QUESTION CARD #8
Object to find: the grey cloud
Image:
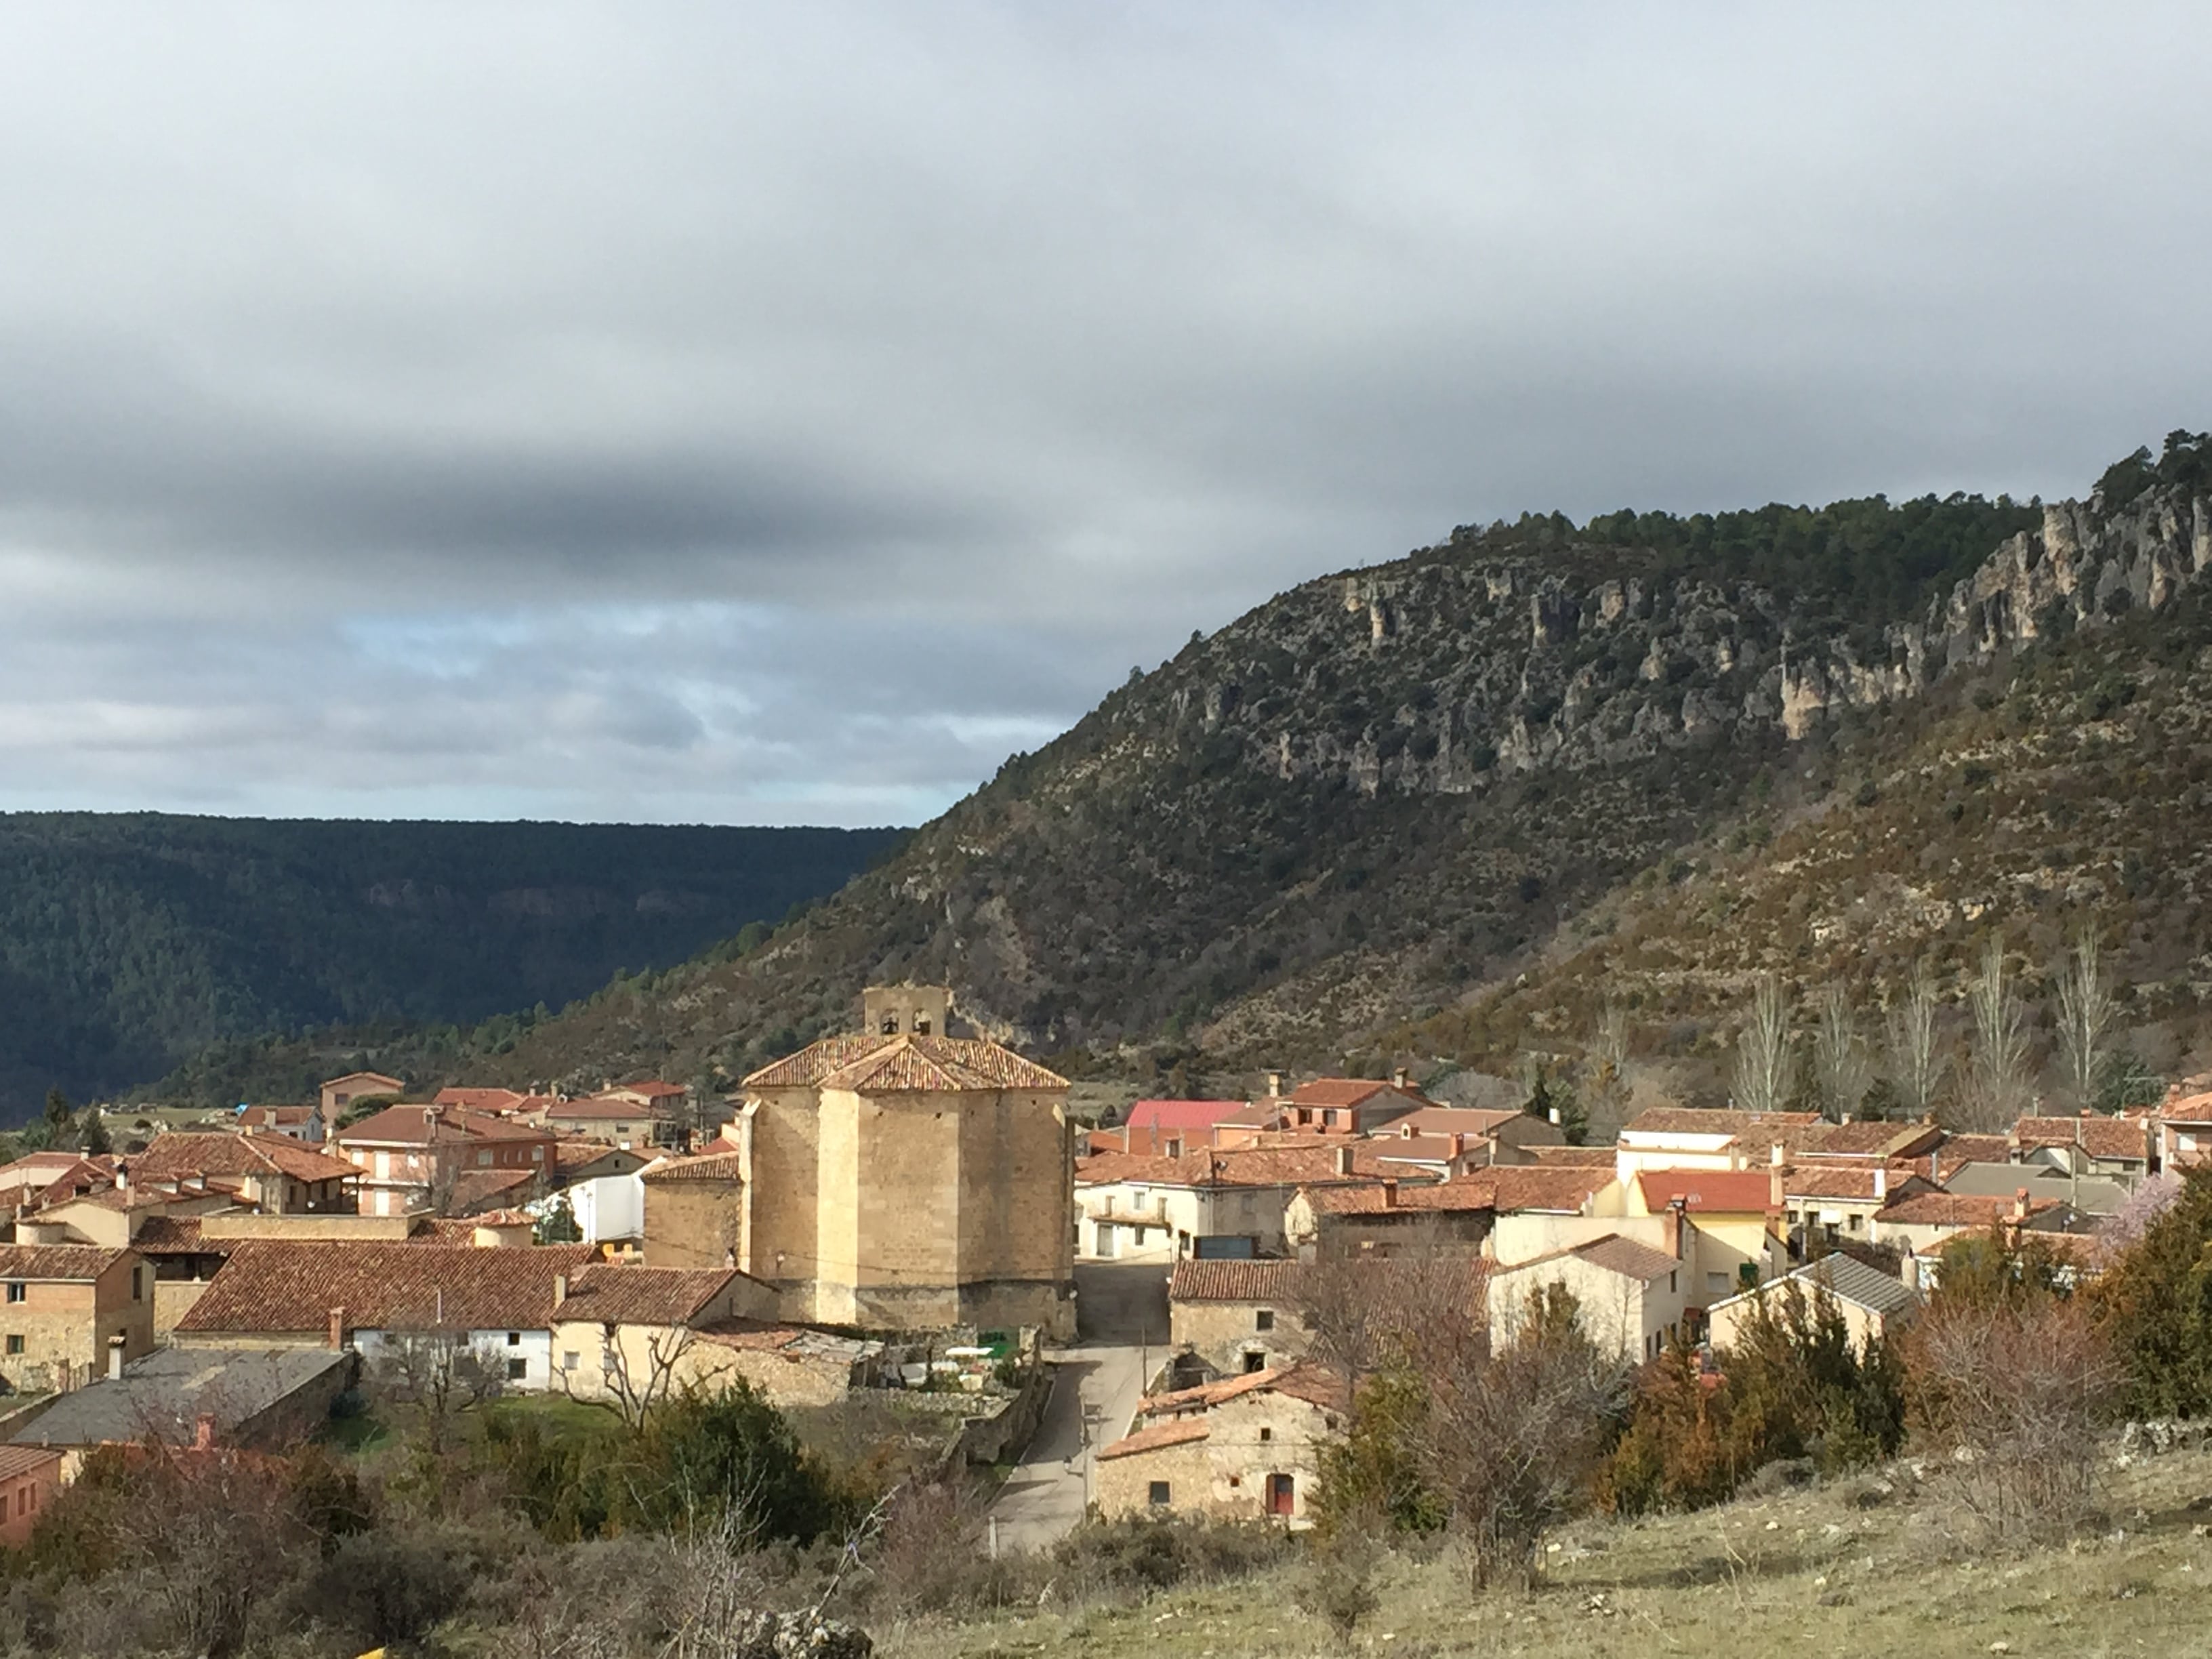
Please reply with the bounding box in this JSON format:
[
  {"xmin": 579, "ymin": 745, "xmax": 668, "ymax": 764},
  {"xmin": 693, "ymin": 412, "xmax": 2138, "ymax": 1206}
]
[{"xmin": 0, "ymin": 3, "xmax": 2207, "ymax": 822}]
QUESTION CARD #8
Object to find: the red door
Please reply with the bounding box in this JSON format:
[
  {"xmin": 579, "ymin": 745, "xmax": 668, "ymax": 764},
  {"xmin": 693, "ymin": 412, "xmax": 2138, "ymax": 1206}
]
[{"xmin": 1265, "ymin": 1473, "xmax": 1295, "ymax": 1517}]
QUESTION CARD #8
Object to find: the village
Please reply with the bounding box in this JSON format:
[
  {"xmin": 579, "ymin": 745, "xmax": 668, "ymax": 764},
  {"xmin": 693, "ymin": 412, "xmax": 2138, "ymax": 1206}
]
[{"xmin": 0, "ymin": 976, "xmax": 2190, "ymax": 1561}]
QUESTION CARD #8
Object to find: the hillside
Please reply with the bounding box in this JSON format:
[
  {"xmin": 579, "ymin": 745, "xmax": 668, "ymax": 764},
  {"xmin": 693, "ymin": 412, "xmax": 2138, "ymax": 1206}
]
[
  {"xmin": 882, "ymin": 1441, "xmax": 2212, "ymax": 1659},
  {"xmin": 311, "ymin": 437, "xmax": 2212, "ymax": 1101},
  {"xmin": 0, "ymin": 815, "xmax": 899, "ymax": 1112}
]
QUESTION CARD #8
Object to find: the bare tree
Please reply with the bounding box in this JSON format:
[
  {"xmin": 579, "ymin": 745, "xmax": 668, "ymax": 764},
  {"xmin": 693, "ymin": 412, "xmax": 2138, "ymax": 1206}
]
[
  {"xmin": 1958, "ymin": 939, "xmax": 2034, "ymax": 1131},
  {"xmin": 1810, "ymin": 983, "xmax": 1872, "ymax": 1122},
  {"xmin": 2054, "ymin": 931, "xmax": 2118, "ymax": 1112},
  {"xmin": 1884, "ymin": 960, "xmax": 1946, "ymax": 1118},
  {"xmin": 1420, "ymin": 1283, "xmax": 1631, "ymax": 1590},
  {"xmin": 559, "ymin": 1321, "xmax": 696, "ymax": 1431},
  {"xmin": 1585, "ymin": 1001, "xmax": 1634, "ymax": 1139},
  {"xmin": 1292, "ymin": 1230, "xmax": 1488, "ymax": 1415},
  {"xmin": 373, "ymin": 1327, "xmax": 506, "ymax": 1452},
  {"xmin": 1731, "ymin": 975, "xmax": 1794, "ymax": 1115},
  {"xmin": 1905, "ymin": 1295, "xmax": 2113, "ymax": 1540}
]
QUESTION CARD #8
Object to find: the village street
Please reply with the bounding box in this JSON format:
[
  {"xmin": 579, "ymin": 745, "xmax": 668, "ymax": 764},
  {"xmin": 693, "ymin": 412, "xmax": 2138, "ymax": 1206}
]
[{"xmin": 985, "ymin": 1261, "xmax": 1168, "ymax": 1552}]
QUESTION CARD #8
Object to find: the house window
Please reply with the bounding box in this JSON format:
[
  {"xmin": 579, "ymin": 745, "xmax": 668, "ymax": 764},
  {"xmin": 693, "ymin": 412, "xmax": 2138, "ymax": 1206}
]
[
  {"xmin": 1254, "ymin": 1309, "xmax": 1275, "ymax": 1332},
  {"xmin": 1244, "ymin": 1352, "xmax": 1265, "ymax": 1374},
  {"xmin": 506, "ymin": 1332, "xmax": 522, "ymax": 1347},
  {"xmin": 532, "ymin": 1146, "xmax": 544, "ymax": 1162},
  {"xmin": 3, "ymin": 1336, "xmax": 20, "ymax": 1355},
  {"xmin": 562, "ymin": 1351, "xmax": 579, "ymax": 1372},
  {"xmin": 132, "ymin": 1267, "xmax": 144, "ymax": 1302},
  {"xmin": 1668, "ymin": 1271, "xmax": 1678, "ymax": 1294},
  {"xmin": 3, "ymin": 1284, "xmax": 21, "ymax": 1304},
  {"xmin": 1706, "ymin": 1272, "xmax": 1729, "ymax": 1295},
  {"xmin": 1133, "ymin": 1227, "xmax": 1147, "ymax": 1246},
  {"xmin": 1258, "ymin": 1426, "xmax": 1273, "ymax": 1442},
  {"xmin": 1147, "ymin": 1481, "xmax": 1171, "ymax": 1507},
  {"xmin": 507, "ymin": 1358, "xmax": 527, "ymax": 1381}
]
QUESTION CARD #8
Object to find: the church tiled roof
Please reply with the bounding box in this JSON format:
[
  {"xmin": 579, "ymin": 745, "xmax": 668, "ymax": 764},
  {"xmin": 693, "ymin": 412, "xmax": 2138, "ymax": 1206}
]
[{"xmin": 744, "ymin": 1034, "xmax": 1066, "ymax": 1094}]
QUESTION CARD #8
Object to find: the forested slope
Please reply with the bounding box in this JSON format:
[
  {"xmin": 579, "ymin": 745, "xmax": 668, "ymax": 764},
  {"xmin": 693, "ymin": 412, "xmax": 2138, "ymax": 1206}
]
[{"xmin": 0, "ymin": 815, "xmax": 899, "ymax": 1111}]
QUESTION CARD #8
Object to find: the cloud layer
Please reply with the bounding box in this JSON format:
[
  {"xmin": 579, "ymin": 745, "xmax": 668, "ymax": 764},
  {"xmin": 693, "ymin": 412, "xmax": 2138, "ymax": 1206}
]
[{"xmin": 0, "ymin": 3, "xmax": 2207, "ymax": 823}]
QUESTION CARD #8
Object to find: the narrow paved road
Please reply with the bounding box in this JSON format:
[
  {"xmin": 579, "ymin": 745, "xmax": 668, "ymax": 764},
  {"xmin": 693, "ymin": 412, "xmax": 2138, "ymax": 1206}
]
[{"xmin": 985, "ymin": 1261, "xmax": 1168, "ymax": 1553}]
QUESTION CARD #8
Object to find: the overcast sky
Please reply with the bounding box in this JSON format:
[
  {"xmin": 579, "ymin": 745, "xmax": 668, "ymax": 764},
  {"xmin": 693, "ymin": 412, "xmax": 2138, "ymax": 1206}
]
[{"xmin": 1, "ymin": 3, "xmax": 2206, "ymax": 827}]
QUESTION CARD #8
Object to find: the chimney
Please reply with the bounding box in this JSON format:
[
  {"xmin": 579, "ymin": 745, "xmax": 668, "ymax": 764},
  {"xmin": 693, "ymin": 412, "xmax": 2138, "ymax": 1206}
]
[
  {"xmin": 106, "ymin": 1335, "xmax": 125, "ymax": 1381},
  {"xmin": 327, "ymin": 1306, "xmax": 346, "ymax": 1349},
  {"xmin": 1267, "ymin": 1073, "xmax": 1282, "ymax": 1099},
  {"xmin": 2013, "ymin": 1187, "xmax": 2030, "ymax": 1222},
  {"xmin": 1667, "ymin": 1196, "xmax": 1687, "ymax": 1260},
  {"xmin": 552, "ymin": 1273, "xmax": 569, "ymax": 1310},
  {"xmin": 115, "ymin": 1162, "xmax": 129, "ymax": 1191},
  {"xmin": 1451, "ymin": 1132, "xmax": 1467, "ymax": 1161},
  {"xmin": 1547, "ymin": 1107, "xmax": 1561, "ymax": 1125},
  {"xmin": 1335, "ymin": 1145, "xmax": 1355, "ymax": 1176},
  {"xmin": 1391, "ymin": 1067, "xmax": 1408, "ymax": 1090},
  {"xmin": 422, "ymin": 1105, "xmax": 438, "ymax": 1132},
  {"xmin": 1874, "ymin": 1166, "xmax": 1887, "ymax": 1201},
  {"xmin": 1381, "ymin": 1180, "xmax": 1398, "ymax": 1209},
  {"xmin": 1770, "ymin": 1142, "xmax": 1786, "ymax": 1168},
  {"xmin": 193, "ymin": 1414, "xmax": 215, "ymax": 1452},
  {"xmin": 1770, "ymin": 1160, "xmax": 1785, "ymax": 1212}
]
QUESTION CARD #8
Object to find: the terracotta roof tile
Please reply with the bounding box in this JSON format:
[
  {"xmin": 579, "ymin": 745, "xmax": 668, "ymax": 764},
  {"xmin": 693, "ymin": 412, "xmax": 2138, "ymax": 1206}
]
[
  {"xmin": 1098, "ymin": 1417, "xmax": 1210, "ymax": 1459},
  {"xmin": 128, "ymin": 1132, "xmax": 359, "ymax": 1188},
  {"xmin": 1125, "ymin": 1100, "xmax": 1252, "ymax": 1132},
  {"xmin": 0, "ymin": 1244, "xmax": 126, "ymax": 1281},
  {"xmin": 2011, "ymin": 1116, "xmax": 2152, "ymax": 1161},
  {"xmin": 1523, "ymin": 1145, "xmax": 1618, "ymax": 1166},
  {"xmin": 1078, "ymin": 1143, "xmax": 1414, "ymax": 1189},
  {"xmin": 434, "ymin": 1087, "xmax": 527, "ymax": 1111},
  {"xmin": 555, "ymin": 1263, "xmax": 753, "ymax": 1326},
  {"xmin": 1635, "ymin": 1170, "xmax": 1780, "ymax": 1214},
  {"xmin": 545, "ymin": 1099, "xmax": 667, "ymax": 1121},
  {"xmin": 642, "ymin": 1151, "xmax": 745, "ymax": 1183},
  {"xmin": 0, "ymin": 1446, "xmax": 62, "ymax": 1481},
  {"xmin": 340, "ymin": 1105, "xmax": 546, "ymax": 1147},
  {"xmin": 1167, "ymin": 1259, "xmax": 1301, "ymax": 1303},
  {"xmin": 450, "ymin": 1168, "xmax": 537, "ymax": 1214},
  {"xmin": 1875, "ymin": 1191, "xmax": 2066, "ymax": 1227},
  {"xmin": 1391, "ymin": 1107, "xmax": 1524, "ymax": 1137},
  {"xmin": 1622, "ymin": 1108, "xmax": 1821, "ymax": 1139},
  {"xmin": 127, "ymin": 1216, "xmax": 213, "ymax": 1255},
  {"xmin": 176, "ymin": 1240, "xmax": 596, "ymax": 1334},
  {"xmin": 744, "ymin": 1033, "xmax": 1066, "ymax": 1094},
  {"xmin": 1288, "ymin": 1079, "xmax": 1420, "ymax": 1111},
  {"xmin": 1494, "ymin": 1231, "xmax": 1678, "ymax": 1283}
]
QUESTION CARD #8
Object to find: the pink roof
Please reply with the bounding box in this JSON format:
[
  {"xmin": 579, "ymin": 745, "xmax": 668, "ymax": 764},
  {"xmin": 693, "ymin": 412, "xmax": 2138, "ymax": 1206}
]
[{"xmin": 1124, "ymin": 1100, "xmax": 1252, "ymax": 1132}]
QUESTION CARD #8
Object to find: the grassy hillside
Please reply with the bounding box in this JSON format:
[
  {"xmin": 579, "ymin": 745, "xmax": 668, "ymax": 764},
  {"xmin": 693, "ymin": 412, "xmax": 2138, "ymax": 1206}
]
[
  {"xmin": 451, "ymin": 438, "xmax": 2212, "ymax": 1100},
  {"xmin": 884, "ymin": 1442, "xmax": 2212, "ymax": 1658},
  {"xmin": 0, "ymin": 814, "xmax": 900, "ymax": 1112}
]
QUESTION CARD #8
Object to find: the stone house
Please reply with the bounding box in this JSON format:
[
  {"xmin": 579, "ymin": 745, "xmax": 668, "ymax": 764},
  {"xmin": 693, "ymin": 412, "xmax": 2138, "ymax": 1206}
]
[
  {"xmin": 1094, "ymin": 1365, "xmax": 1346, "ymax": 1525},
  {"xmin": 540, "ymin": 1098, "xmax": 670, "ymax": 1149},
  {"xmin": 319, "ymin": 1071, "xmax": 404, "ymax": 1124},
  {"xmin": 679, "ymin": 1324, "xmax": 882, "ymax": 1407},
  {"xmin": 1166, "ymin": 1258, "xmax": 1308, "ymax": 1380},
  {"xmin": 2007, "ymin": 1115, "xmax": 2153, "ymax": 1183},
  {"xmin": 0, "ymin": 1446, "xmax": 62, "ymax": 1547},
  {"xmin": 336, "ymin": 1105, "xmax": 556, "ymax": 1216},
  {"xmin": 548, "ymin": 1262, "xmax": 781, "ymax": 1398},
  {"xmin": 1869, "ymin": 1190, "xmax": 2076, "ymax": 1256},
  {"xmin": 172, "ymin": 1237, "xmax": 598, "ymax": 1391},
  {"xmin": 1283, "ymin": 1175, "xmax": 1500, "ymax": 1261},
  {"xmin": 0, "ymin": 1244, "xmax": 155, "ymax": 1395},
  {"xmin": 640, "ymin": 1149, "xmax": 745, "ymax": 1270},
  {"xmin": 1274, "ymin": 1076, "xmax": 1429, "ymax": 1137},
  {"xmin": 1705, "ymin": 1251, "xmax": 1921, "ymax": 1359},
  {"xmin": 124, "ymin": 1131, "xmax": 361, "ymax": 1215},
  {"xmin": 1077, "ymin": 1143, "xmax": 1414, "ymax": 1262},
  {"xmin": 1612, "ymin": 1108, "xmax": 1823, "ymax": 1179},
  {"xmin": 1486, "ymin": 1232, "xmax": 1689, "ymax": 1362}
]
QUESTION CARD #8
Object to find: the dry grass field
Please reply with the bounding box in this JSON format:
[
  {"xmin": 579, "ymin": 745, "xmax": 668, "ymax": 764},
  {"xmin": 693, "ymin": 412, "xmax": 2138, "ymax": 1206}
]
[{"xmin": 878, "ymin": 1444, "xmax": 2212, "ymax": 1659}]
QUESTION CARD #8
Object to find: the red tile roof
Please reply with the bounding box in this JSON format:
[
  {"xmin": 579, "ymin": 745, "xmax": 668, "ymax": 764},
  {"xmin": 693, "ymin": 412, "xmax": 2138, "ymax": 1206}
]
[
  {"xmin": 0, "ymin": 1244, "xmax": 125, "ymax": 1282},
  {"xmin": 128, "ymin": 1216, "xmax": 213, "ymax": 1255},
  {"xmin": 640, "ymin": 1150, "xmax": 745, "ymax": 1183},
  {"xmin": 745, "ymin": 1033, "xmax": 1066, "ymax": 1094},
  {"xmin": 1141, "ymin": 1361, "xmax": 1349, "ymax": 1418},
  {"xmin": 451, "ymin": 1168, "xmax": 538, "ymax": 1214},
  {"xmin": 1635, "ymin": 1170, "xmax": 1780, "ymax": 1214},
  {"xmin": 1098, "ymin": 1417, "xmax": 1210, "ymax": 1459},
  {"xmin": 1524, "ymin": 1145, "xmax": 1618, "ymax": 1166},
  {"xmin": 544, "ymin": 1099, "xmax": 665, "ymax": 1121},
  {"xmin": 554, "ymin": 1263, "xmax": 754, "ymax": 1326},
  {"xmin": 1574, "ymin": 1234, "xmax": 1683, "ymax": 1282},
  {"xmin": 340, "ymin": 1105, "xmax": 542, "ymax": 1147},
  {"xmin": 554, "ymin": 1141, "xmax": 644, "ymax": 1174},
  {"xmin": 2011, "ymin": 1116, "xmax": 2152, "ymax": 1162},
  {"xmin": 1167, "ymin": 1259, "xmax": 1301, "ymax": 1303},
  {"xmin": 128, "ymin": 1131, "xmax": 359, "ymax": 1188},
  {"xmin": 1622, "ymin": 1108, "xmax": 1821, "ymax": 1139},
  {"xmin": 1078, "ymin": 1143, "xmax": 1416, "ymax": 1189},
  {"xmin": 1875, "ymin": 1192, "xmax": 2066, "ymax": 1227},
  {"xmin": 1298, "ymin": 1179, "xmax": 1500, "ymax": 1217},
  {"xmin": 1390, "ymin": 1107, "xmax": 1524, "ymax": 1138},
  {"xmin": 321, "ymin": 1071, "xmax": 404, "ymax": 1092},
  {"xmin": 1286, "ymin": 1079, "xmax": 1425, "ymax": 1112},
  {"xmin": 618, "ymin": 1080, "xmax": 689, "ymax": 1100},
  {"xmin": 434, "ymin": 1088, "xmax": 527, "ymax": 1111},
  {"xmin": 0, "ymin": 1446, "xmax": 61, "ymax": 1482},
  {"xmin": 175, "ymin": 1240, "xmax": 597, "ymax": 1334}
]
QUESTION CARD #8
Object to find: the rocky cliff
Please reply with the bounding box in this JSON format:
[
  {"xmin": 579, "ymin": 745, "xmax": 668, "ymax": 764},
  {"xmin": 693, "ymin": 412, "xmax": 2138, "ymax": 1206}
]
[{"xmin": 434, "ymin": 456, "xmax": 2212, "ymax": 1095}]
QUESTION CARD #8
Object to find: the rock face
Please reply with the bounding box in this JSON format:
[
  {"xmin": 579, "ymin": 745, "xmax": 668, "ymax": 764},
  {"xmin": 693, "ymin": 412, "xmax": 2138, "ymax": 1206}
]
[
  {"xmin": 726, "ymin": 1610, "xmax": 872, "ymax": 1659},
  {"xmin": 496, "ymin": 480, "xmax": 2212, "ymax": 1084}
]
